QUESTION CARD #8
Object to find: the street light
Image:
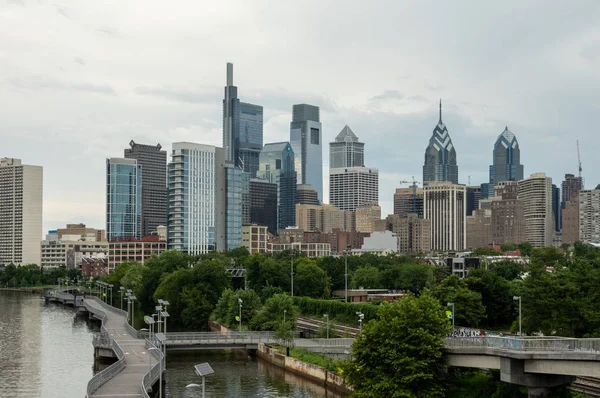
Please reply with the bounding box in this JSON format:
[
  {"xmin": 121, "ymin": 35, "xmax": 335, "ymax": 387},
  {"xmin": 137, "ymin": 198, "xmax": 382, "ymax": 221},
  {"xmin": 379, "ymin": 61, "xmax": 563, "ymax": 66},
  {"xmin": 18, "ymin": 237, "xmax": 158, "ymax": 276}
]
[
  {"xmin": 144, "ymin": 316, "xmax": 156, "ymax": 343},
  {"xmin": 356, "ymin": 311, "xmax": 364, "ymax": 336},
  {"xmin": 189, "ymin": 362, "xmax": 215, "ymax": 398},
  {"xmin": 283, "ymin": 309, "xmax": 287, "ymax": 325},
  {"xmin": 129, "ymin": 295, "xmax": 137, "ymax": 328},
  {"xmin": 155, "ymin": 305, "xmax": 163, "ymax": 334},
  {"xmin": 160, "ymin": 310, "xmax": 169, "ymax": 354},
  {"xmin": 238, "ymin": 298, "xmax": 243, "ymax": 332},
  {"xmin": 344, "ymin": 247, "xmax": 350, "ymax": 303},
  {"xmin": 447, "ymin": 302, "xmax": 455, "ymax": 330},
  {"xmin": 513, "ymin": 296, "xmax": 522, "ymax": 336},
  {"xmin": 290, "ymin": 251, "xmax": 294, "ymax": 297},
  {"xmin": 108, "ymin": 284, "xmax": 113, "ymax": 306},
  {"xmin": 120, "ymin": 286, "xmax": 125, "ymax": 310},
  {"xmin": 148, "ymin": 347, "xmax": 164, "ymax": 398},
  {"xmin": 324, "ymin": 314, "xmax": 329, "ymax": 339}
]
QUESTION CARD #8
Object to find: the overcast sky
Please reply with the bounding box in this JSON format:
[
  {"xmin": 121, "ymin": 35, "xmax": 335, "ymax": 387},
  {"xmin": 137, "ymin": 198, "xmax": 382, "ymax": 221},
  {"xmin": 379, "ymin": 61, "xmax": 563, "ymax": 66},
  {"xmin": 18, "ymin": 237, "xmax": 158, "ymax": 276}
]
[{"xmin": 2, "ymin": 0, "xmax": 600, "ymax": 235}]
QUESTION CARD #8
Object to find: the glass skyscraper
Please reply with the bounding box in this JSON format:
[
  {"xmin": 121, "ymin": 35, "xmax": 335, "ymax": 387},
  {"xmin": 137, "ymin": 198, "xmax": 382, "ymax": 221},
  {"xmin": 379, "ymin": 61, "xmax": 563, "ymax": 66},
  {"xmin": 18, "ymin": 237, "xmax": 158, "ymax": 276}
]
[
  {"xmin": 167, "ymin": 143, "xmax": 217, "ymax": 254},
  {"xmin": 329, "ymin": 125, "xmax": 364, "ymax": 168},
  {"xmin": 222, "ymin": 63, "xmax": 263, "ymax": 177},
  {"xmin": 423, "ymin": 101, "xmax": 458, "ymax": 185},
  {"xmin": 290, "ymin": 104, "xmax": 323, "ymax": 202},
  {"xmin": 257, "ymin": 142, "xmax": 297, "ymax": 231},
  {"xmin": 106, "ymin": 158, "xmax": 142, "ymax": 242},
  {"xmin": 485, "ymin": 126, "xmax": 524, "ymax": 198}
]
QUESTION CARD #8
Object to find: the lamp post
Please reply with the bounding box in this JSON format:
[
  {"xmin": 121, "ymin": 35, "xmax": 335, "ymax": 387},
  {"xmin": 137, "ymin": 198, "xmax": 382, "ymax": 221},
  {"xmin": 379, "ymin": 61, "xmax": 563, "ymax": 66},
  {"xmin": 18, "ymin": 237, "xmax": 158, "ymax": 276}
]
[
  {"xmin": 108, "ymin": 284, "xmax": 113, "ymax": 306},
  {"xmin": 324, "ymin": 314, "xmax": 329, "ymax": 339},
  {"xmin": 356, "ymin": 311, "xmax": 364, "ymax": 336},
  {"xmin": 160, "ymin": 310, "xmax": 169, "ymax": 357},
  {"xmin": 283, "ymin": 309, "xmax": 287, "ymax": 325},
  {"xmin": 148, "ymin": 347, "xmax": 163, "ymax": 398},
  {"xmin": 120, "ymin": 286, "xmax": 125, "ymax": 310},
  {"xmin": 155, "ymin": 305, "xmax": 163, "ymax": 334},
  {"xmin": 447, "ymin": 302, "xmax": 455, "ymax": 330},
  {"xmin": 513, "ymin": 296, "xmax": 522, "ymax": 336},
  {"xmin": 344, "ymin": 248, "xmax": 349, "ymax": 303},
  {"xmin": 129, "ymin": 295, "xmax": 137, "ymax": 328},
  {"xmin": 290, "ymin": 251, "xmax": 294, "ymax": 297},
  {"xmin": 238, "ymin": 298, "xmax": 243, "ymax": 332},
  {"xmin": 188, "ymin": 363, "xmax": 215, "ymax": 398}
]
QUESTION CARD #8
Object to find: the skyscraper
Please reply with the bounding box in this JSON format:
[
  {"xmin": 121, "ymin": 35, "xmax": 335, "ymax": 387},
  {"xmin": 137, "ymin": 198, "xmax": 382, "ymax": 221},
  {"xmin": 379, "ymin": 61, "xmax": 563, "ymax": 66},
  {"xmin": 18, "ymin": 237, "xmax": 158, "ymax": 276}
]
[
  {"xmin": 423, "ymin": 182, "xmax": 466, "ymax": 251},
  {"xmin": 167, "ymin": 143, "xmax": 217, "ymax": 254},
  {"xmin": 579, "ymin": 186, "xmax": 600, "ymax": 244},
  {"xmin": 0, "ymin": 158, "xmax": 43, "ymax": 266},
  {"xmin": 249, "ymin": 179, "xmax": 278, "ymax": 235},
  {"xmin": 257, "ymin": 142, "xmax": 297, "ymax": 231},
  {"xmin": 106, "ymin": 158, "xmax": 142, "ymax": 242},
  {"xmin": 296, "ymin": 184, "xmax": 319, "ymax": 205},
  {"xmin": 222, "ymin": 62, "xmax": 263, "ymax": 177},
  {"xmin": 124, "ymin": 140, "xmax": 167, "ymax": 236},
  {"xmin": 466, "ymin": 186, "xmax": 482, "ymax": 216},
  {"xmin": 216, "ymin": 156, "xmax": 247, "ymax": 251},
  {"xmin": 486, "ymin": 127, "xmax": 524, "ymax": 198},
  {"xmin": 552, "ymin": 184, "xmax": 561, "ymax": 233},
  {"xmin": 290, "ymin": 104, "xmax": 323, "ymax": 202},
  {"xmin": 329, "ymin": 125, "xmax": 364, "ymax": 168},
  {"xmin": 393, "ymin": 187, "xmax": 424, "ymax": 217},
  {"xmin": 562, "ymin": 173, "xmax": 583, "ymax": 203},
  {"xmin": 423, "ymin": 101, "xmax": 458, "ymax": 185},
  {"xmin": 518, "ymin": 173, "xmax": 554, "ymax": 247},
  {"xmin": 491, "ymin": 181, "xmax": 525, "ymax": 245},
  {"xmin": 329, "ymin": 167, "xmax": 379, "ymax": 211}
]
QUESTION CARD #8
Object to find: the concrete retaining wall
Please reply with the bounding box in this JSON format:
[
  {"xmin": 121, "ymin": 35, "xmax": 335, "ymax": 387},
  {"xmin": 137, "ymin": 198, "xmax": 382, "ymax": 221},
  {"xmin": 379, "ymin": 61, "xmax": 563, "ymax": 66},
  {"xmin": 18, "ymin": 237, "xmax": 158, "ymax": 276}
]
[{"xmin": 257, "ymin": 344, "xmax": 352, "ymax": 394}]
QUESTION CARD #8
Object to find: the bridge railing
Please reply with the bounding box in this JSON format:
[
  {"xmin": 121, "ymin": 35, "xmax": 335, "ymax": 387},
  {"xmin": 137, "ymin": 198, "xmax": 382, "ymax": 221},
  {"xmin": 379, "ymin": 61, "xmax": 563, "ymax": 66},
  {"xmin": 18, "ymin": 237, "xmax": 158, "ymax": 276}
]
[
  {"xmin": 141, "ymin": 340, "xmax": 165, "ymax": 398},
  {"xmin": 445, "ymin": 336, "xmax": 600, "ymax": 353},
  {"xmin": 165, "ymin": 331, "xmax": 282, "ymax": 345}
]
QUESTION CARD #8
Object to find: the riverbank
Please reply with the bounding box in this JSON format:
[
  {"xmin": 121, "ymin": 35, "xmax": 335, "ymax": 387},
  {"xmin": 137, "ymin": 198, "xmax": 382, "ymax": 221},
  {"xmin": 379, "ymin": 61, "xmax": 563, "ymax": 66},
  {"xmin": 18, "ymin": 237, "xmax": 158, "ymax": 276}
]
[{"xmin": 257, "ymin": 343, "xmax": 352, "ymax": 395}]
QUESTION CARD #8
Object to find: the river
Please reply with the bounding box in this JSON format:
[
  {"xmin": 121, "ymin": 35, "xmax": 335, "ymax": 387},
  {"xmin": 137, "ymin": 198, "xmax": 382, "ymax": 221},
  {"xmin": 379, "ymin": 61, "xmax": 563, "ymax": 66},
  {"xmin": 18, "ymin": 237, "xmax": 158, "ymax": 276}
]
[{"xmin": 0, "ymin": 292, "xmax": 346, "ymax": 397}]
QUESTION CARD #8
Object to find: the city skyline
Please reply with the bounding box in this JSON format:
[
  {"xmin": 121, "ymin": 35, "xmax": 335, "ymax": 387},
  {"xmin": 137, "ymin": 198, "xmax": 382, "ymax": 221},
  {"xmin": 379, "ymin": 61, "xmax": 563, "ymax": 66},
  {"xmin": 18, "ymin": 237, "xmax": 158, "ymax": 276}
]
[{"xmin": 2, "ymin": 1, "xmax": 599, "ymax": 233}]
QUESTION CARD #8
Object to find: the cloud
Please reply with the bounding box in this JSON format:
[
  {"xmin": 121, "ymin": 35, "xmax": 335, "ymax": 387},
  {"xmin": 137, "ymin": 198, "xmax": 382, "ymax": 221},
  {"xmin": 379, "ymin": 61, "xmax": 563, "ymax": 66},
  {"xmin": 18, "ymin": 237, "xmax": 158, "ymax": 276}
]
[
  {"xmin": 8, "ymin": 76, "xmax": 116, "ymax": 95},
  {"xmin": 580, "ymin": 42, "xmax": 600, "ymax": 61},
  {"xmin": 55, "ymin": 6, "xmax": 71, "ymax": 19},
  {"xmin": 74, "ymin": 57, "xmax": 86, "ymax": 66},
  {"xmin": 370, "ymin": 90, "xmax": 404, "ymax": 101},
  {"xmin": 8, "ymin": 0, "xmax": 26, "ymax": 6},
  {"xmin": 95, "ymin": 27, "xmax": 120, "ymax": 38},
  {"xmin": 134, "ymin": 85, "xmax": 216, "ymax": 104}
]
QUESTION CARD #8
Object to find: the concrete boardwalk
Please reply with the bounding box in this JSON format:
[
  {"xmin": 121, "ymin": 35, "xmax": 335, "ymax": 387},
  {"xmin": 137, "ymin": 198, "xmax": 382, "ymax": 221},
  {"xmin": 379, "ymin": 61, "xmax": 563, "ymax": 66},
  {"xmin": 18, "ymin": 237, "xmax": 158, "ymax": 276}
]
[{"xmin": 86, "ymin": 298, "xmax": 151, "ymax": 398}]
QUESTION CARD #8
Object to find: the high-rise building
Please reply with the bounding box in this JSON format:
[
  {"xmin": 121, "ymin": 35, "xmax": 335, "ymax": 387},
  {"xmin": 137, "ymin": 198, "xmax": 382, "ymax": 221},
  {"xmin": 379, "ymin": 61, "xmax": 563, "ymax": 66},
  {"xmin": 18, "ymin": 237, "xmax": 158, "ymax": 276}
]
[
  {"xmin": 423, "ymin": 101, "xmax": 458, "ymax": 185},
  {"xmin": 466, "ymin": 208, "xmax": 493, "ymax": 250},
  {"xmin": 124, "ymin": 140, "xmax": 167, "ymax": 236},
  {"xmin": 562, "ymin": 173, "xmax": 583, "ymax": 203},
  {"xmin": 329, "ymin": 125, "xmax": 364, "ymax": 168},
  {"xmin": 466, "ymin": 186, "xmax": 482, "ymax": 216},
  {"xmin": 486, "ymin": 127, "xmax": 524, "ymax": 198},
  {"xmin": 329, "ymin": 167, "xmax": 379, "ymax": 212},
  {"xmin": 393, "ymin": 187, "xmax": 424, "ymax": 217},
  {"xmin": 355, "ymin": 204, "xmax": 381, "ymax": 233},
  {"xmin": 167, "ymin": 143, "xmax": 217, "ymax": 254},
  {"xmin": 518, "ymin": 173, "xmax": 554, "ymax": 247},
  {"xmin": 296, "ymin": 204, "xmax": 355, "ymax": 233},
  {"xmin": 216, "ymin": 153, "xmax": 248, "ymax": 252},
  {"xmin": 387, "ymin": 214, "xmax": 431, "ymax": 253},
  {"xmin": 249, "ymin": 179, "xmax": 278, "ymax": 235},
  {"xmin": 562, "ymin": 195, "xmax": 579, "ymax": 246},
  {"xmin": 579, "ymin": 187, "xmax": 600, "ymax": 244},
  {"xmin": 257, "ymin": 142, "xmax": 297, "ymax": 231},
  {"xmin": 290, "ymin": 104, "xmax": 323, "ymax": 202},
  {"xmin": 423, "ymin": 182, "xmax": 466, "ymax": 252},
  {"xmin": 296, "ymin": 184, "xmax": 319, "ymax": 205},
  {"xmin": 106, "ymin": 158, "xmax": 142, "ymax": 242},
  {"xmin": 0, "ymin": 158, "xmax": 43, "ymax": 266},
  {"xmin": 242, "ymin": 225, "xmax": 269, "ymax": 254},
  {"xmin": 491, "ymin": 182, "xmax": 525, "ymax": 245},
  {"xmin": 552, "ymin": 184, "xmax": 561, "ymax": 232},
  {"xmin": 222, "ymin": 62, "xmax": 263, "ymax": 177},
  {"xmin": 56, "ymin": 223, "xmax": 105, "ymax": 242}
]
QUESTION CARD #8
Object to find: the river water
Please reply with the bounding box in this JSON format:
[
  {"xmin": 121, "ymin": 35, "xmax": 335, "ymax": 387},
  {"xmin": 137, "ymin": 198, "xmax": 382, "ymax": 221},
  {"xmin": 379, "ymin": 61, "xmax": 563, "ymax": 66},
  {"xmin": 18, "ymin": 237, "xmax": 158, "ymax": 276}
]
[{"xmin": 0, "ymin": 292, "xmax": 346, "ymax": 398}]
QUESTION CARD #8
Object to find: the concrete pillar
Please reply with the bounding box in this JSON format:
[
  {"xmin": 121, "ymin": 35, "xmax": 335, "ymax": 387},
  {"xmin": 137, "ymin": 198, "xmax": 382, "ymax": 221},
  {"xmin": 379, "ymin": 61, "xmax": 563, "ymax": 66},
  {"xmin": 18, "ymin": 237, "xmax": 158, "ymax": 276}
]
[{"xmin": 528, "ymin": 387, "xmax": 550, "ymax": 398}]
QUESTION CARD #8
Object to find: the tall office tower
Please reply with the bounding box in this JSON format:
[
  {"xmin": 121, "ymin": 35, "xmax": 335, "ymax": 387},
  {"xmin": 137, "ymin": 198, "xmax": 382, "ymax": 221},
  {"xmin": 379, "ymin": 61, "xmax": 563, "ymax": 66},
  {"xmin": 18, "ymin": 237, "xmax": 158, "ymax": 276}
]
[
  {"xmin": 423, "ymin": 182, "xmax": 466, "ymax": 252},
  {"xmin": 355, "ymin": 204, "xmax": 381, "ymax": 233},
  {"xmin": 329, "ymin": 125, "xmax": 364, "ymax": 168},
  {"xmin": 579, "ymin": 186, "xmax": 600, "ymax": 244},
  {"xmin": 216, "ymin": 157, "xmax": 247, "ymax": 251},
  {"xmin": 466, "ymin": 186, "xmax": 482, "ymax": 216},
  {"xmin": 222, "ymin": 62, "xmax": 263, "ymax": 177},
  {"xmin": 393, "ymin": 187, "xmax": 424, "ymax": 217},
  {"xmin": 491, "ymin": 182, "xmax": 525, "ymax": 245},
  {"xmin": 0, "ymin": 158, "xmax": 42, "ymax": 266},
  {"xmin": 485, "ymin": 127, "xmax": 524, "ymax": 198},
  {"xmin": 562, "ymin": 194, "xmax": 579, "ymax": 246},
  {"xmin": 290, "ymin": 104, "xmax": 323, "ymax": 202},
  {"xmin": 466, "ymin": 207, "xmax": 493, "ymax": 250},
  {"xmin": 124, "ymin": 140, "xmax": 167, "ymax": 236},
  {"xmin": 249, "ymin": 179, "xmax": 278, "ymax": 235},
  {"xmin": 329, "ymin": 167, "xmax": 379, "ymax": 211},
  {"xmin": 257, "ymin": 142, "xmax": 297, "ymax": 231},
  {"xmin": 296, "ymin": 204, "xmax": 355, "ymax": 233},
  {"xmin": 518, "ymin": 173, "xmax": 554, "ymax": 247},
  {"xmin": 167, "ymin": 143, "xmax": 217, "ymax": 254},
  {"xmin": 423, "ymin": 101, "xmax": 458, "ymax": 185},
  {"xmin": 562, "ymin": 173, "xmax": 583, "ymax": 203},
  {"xmin": 296, "ymin": 184, "xmax": 319, "ymax": 205},
  {"xmin": 387, "ymin": 214, "xmax": 431, "ymax": 253},
  {"xmin": 106, "ymin": 158, "xmax": 142, "ymax": 242},
  {"xmin": 552, "ymin": 184, "xmax": 561, "ymax": 232}
]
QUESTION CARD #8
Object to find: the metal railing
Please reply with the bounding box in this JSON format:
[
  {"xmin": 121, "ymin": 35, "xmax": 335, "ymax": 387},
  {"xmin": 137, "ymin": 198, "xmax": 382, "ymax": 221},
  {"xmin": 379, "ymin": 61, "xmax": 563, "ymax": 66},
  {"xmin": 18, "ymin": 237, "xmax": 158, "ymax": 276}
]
[
  {"xmin": 444, "ymin": 336, "xmax": 600, "ymax": 353},
  {"xmin": 164, "ymin": 331, "xmax": 284, "ymax": 345},
  {"xmin": 141, "ymin": 340, "xmax": 165, "ymax": 398}
]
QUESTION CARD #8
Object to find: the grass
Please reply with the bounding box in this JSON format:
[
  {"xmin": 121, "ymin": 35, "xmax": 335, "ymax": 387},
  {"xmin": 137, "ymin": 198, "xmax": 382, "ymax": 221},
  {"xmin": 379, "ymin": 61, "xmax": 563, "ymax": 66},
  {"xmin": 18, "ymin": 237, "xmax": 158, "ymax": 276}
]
[{"xmin": 272, "ymin": 344, "xmax": 343, "ymax": 372}]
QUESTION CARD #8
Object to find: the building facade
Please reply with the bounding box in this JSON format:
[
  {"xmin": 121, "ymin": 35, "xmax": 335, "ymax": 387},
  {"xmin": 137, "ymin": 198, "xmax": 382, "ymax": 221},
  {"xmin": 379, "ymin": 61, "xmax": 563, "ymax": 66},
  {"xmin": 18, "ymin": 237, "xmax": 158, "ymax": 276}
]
[
  {"xmin": 423, "ymin": 102, "xmax": 458, "ymax": 185},
  {"xmin": 106, "ymin": 158, "xmax": 142, "ymax": 242},
  {"xmin": 491, "ymin": 181, "xmax": 525, "ymax": 245},
  {"xmin": 486, "ymin": 127, "xmax": 524, "ymax": 198},
  {"xmin": 216, "ymin": 159, "xmax": 247, "ymax": 251},
  {"xmin": 329, "ymin": 167, "xmax": 378, "ymax": 212},
  {"xmin": 562, "ymin": 195, "xmax": 579, "ymax": 246},
  {"xmin": 518, "ymin": 173, "xmax": 554, "ymax": 247},
  {"xmin": 466, "ymin": 186, "xmax": 482, "ymax": 216},
  {"xmin": 242, "ymin": 225, "xmax": 269, "ymax": 254},
  {"xmin": 249, "ymin": 179, "xmax": 278, "ymax": 235},
  {"xmin": 124, "ymin": 140, "xmax": 167, "ymax": 236},
  {"xmin": 394, "ymin": 187, "xmax": 424, "ymax": 217},
  {"xmin": 423, "ymin": 182, "xmax": 466, "ymax": 252},
  {"xmin": 296, "ymin": 184, "xmax": 319, "ymax": 205},
  {"xmin": 552, "ymin": 184, "xmax": 561, "ymax": 233},
  {"xmin": 356, "ymin": 204, "xmax": 381, "ymax": 233},
  {"xmin": 257, "ymin": 142, "xmax": 297, "ymax": 231},
  {"xmin": 167, "ymin": 143, "xmax": 217, "ymax": 254},
  {"xmin": 329, "ymin": 125, "xmax": 364, "ymax": 168},
  {"xmin": 268, "ymin": 242, "xmax": 331, "ymax": 258},
  {"xmin": 562, "ymin": 173, "xmax": 583, "ymax": 204},
  {"xmin": 387, "ymin": 214, "xmax": 431, "ymax": 253},
  {"xmin": 0, "ymin": 158, "xmax": 43, "ymax": 266},
  {"xmin": 57, "ymin": 223, "xmax": 105, "ymax": 242},
  {"xmin": 290, "ymin": 104, "xmax": 323, "ymax": 202},
  {"xmin": 579, "ymin": 187, "xmax": 600, "ymax": 244},
  {"xmin": 466, "ymin": 208, "xmax": 493, "ymax": 250},
  {"xmin": 296, "ymin": 204, "xmax": 355, "ymax": 233},
  {"xmin": 108, "ymin": 236, "xmax": 166, "ymax": 269}
]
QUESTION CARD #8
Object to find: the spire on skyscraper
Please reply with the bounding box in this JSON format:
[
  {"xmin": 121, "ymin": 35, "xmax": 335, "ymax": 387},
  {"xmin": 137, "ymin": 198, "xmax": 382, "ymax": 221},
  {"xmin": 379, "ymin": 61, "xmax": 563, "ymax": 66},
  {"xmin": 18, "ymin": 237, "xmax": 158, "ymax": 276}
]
[{"xmin": 439, "ymin": 99, "xmax": 442, "ymax": 123}]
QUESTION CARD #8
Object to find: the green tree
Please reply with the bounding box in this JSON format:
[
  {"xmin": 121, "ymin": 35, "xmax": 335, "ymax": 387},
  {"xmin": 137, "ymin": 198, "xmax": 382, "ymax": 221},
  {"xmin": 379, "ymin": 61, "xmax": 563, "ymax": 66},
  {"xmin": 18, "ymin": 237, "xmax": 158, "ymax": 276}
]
[
  {"xmin": 351, "ymin": 266, "xmax": 382, "ymax": 289},
  {"xmin": 517, "ymin": 242, "xmax": 533, "ymax": 256},
  {"xmin": 398, "ymin": 263, "xmax": 434, "ymax": 294},
  {"xmin": 435, "ymin": 275, "xmax": 486, "ymax": 327},
  {"xmin": 530, "ymin": 246, "xmax": 564, "ymax": 267},
  {"xmin": 499, "ymin": 243, "xmax": 519, "ymax": 252},
  {"xmin": 471, "ymin": 247, "xmax": 500, "ymax": 256},
  {"xmin": 342, "ymin": 292, "xmax": 449, "ymax": 397},
  {"xmin": 465, "ymin": 269, "xmax": 513, "ymax": 328},
  {"xmin": 250, "ymin": 293, "xmax": 296, "ymax": 331},
  {"xmin": 488, "ymin": 260, "xmax": 524, "ymax": 281},
  {"xmin": 294, "ymin": 258, "xmax": 328, "ymax": 298}
]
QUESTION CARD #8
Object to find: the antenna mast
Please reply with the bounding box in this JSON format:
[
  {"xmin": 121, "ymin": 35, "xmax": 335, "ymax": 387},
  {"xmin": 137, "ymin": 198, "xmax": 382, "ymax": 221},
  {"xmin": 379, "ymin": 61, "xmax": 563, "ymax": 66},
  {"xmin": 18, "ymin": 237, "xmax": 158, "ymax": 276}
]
[{"xmin": 577, "ymin": 140, "xmax": 582, "ymax": 178}]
